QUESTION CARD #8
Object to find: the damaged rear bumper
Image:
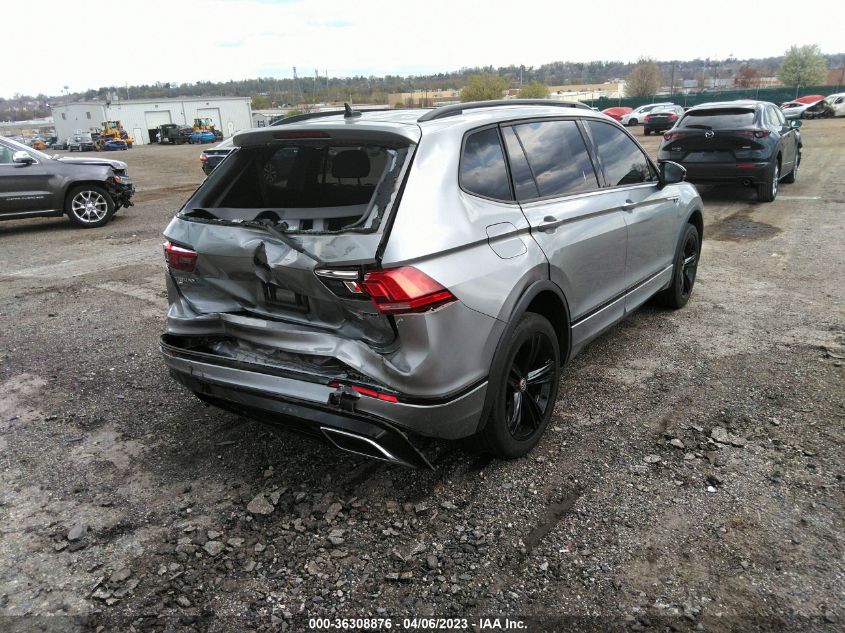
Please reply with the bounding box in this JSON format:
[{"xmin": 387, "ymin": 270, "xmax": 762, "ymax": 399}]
[{"xmin": 160, "ymin": 334, "xmax": 488, "ymax": 468}]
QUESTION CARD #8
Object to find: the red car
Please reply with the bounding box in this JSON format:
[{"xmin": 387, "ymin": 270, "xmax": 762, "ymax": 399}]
[{"xmin": 601, "ymin": 106, "xmax": 632, "ymax": 122}]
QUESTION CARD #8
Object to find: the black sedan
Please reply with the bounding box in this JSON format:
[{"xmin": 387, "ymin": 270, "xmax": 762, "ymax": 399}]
[
  {"xmin": 643, "ymin": 105, "xmax": 684, "ymax": 135},
  {"xmin": 200, "ymin": 138, "xmax": 233, "ymax": 175},
  {"xmin": 657, "ymin": 100, "xmax": 802, "ymax": 202}
]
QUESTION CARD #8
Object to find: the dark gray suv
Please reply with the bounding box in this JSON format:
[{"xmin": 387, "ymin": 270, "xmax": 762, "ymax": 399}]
[
  {"xmin": 160, "ymin": 101, "xmax": 703, "ymax": 467},
  {"xmin": 0, "ymin": 137, "xmax": 134, "ymax": 228}
]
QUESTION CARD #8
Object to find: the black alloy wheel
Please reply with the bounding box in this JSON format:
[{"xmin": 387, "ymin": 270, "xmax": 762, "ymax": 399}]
[
  {"xmin": 506, "ymin": 331, "xmax": 556, "ymax": 441},
  {"xmin": 478, "ymin": 312, "xmax": 560, "ymax": 458}
]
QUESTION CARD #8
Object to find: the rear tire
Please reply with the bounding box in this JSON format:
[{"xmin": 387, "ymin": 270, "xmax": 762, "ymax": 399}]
[
  {"xmin": 478, "ymin": 313, "xmax": 560, "ymax": 459},
  {"xmin": 654, "ymin": 223, "xmax": 700, "ymax": 309},
  {"xmin": 757, "ymin": 160, "xmax": 780, "ymax": 202},
  {"xmin": 644, "ymin": 129, "xmax": 651, "ymax": 136},
  {"xmin": 66, "ymin": 185, "xmax": 115, "ymax": 228}
]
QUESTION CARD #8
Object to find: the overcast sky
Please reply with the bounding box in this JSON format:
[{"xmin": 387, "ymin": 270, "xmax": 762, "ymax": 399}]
[{"xmin": 3, "ymin": 0, "xmax": 841, "ymax": 98}]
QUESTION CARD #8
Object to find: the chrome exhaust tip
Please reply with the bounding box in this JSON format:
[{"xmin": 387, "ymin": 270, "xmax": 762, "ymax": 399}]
[{"xmin": 320, "ymin": 427, "xmax": 432, "ymax": 469}]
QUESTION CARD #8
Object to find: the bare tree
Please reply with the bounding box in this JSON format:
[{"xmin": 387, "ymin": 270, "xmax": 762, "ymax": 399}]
[{"xmin": 624, "ymin": 58, "xmax": 663, "ymax": 97}]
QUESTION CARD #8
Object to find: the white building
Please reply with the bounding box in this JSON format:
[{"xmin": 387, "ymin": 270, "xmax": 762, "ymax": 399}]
[{"xmin": 50, "ymin": 96, "xmax": 252, "ymax": 145}]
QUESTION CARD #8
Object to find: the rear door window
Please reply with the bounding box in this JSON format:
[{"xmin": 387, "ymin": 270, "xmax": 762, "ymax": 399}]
[
  {"xmin": 510, "ymin": 120, "xmax": 598, "ymax": 198},
  {"xmin": 585, "ymin": 121, "xmax": 657, "ymax": 187},
  {"xmin": 460, "ymin": 127, "xmax": 513, "ymax": 201},
  {"xmin": 678, "ymin": 109, "xmax": 756, "ymax": 129}
]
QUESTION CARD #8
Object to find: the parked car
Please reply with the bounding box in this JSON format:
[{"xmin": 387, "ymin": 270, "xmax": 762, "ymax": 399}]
[
  {"xmin": 780, "ymin": 96, "xmax": 826, "ymax": 120},
  {"xmin": 68, "ymin": 134, "xmax": 95, "ymax": 152},
  {"xmin": 0, "ymin": 136, "xmax": 134, "ymax": 227},
  {"xmin": 51, "ymin": 138, "xmax": 68, "ymax": 150},
  {"xmin": 643, "ymin": 105, "xmax": 685, "ymax": 135},
  {"xmin": 200, "ymin": 138, "xmax": 234, "ymax": 175},
  {"xmin": 621, "ymin": 102, "xmax": 675, "ymax": 126},
  {"xmin": 160, "ymin": 100, "xmax": 703, "ymax": 467},
  {"xmin": 658, "ymin": 100, "xmax": 801, "ymax": 202},
  {"xmin": 601, "ymin": 106, "xmax": 632, "ymax": 122},
  {"xmin": 826, "ymin": 93, "xmax": 845, "ymax": 117},
  {"xmin": 189, "ymin": 130, "xmax": 215, "ymax": 144},
  {"xmin": 101, "ymin": 138, "xmax": 129, "ymax": 151}
]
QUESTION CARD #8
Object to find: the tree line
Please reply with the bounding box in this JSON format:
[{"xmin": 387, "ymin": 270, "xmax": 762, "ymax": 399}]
[{"xmin": 1, "ymin": 48, "xmax": 840, "ymax": 121}]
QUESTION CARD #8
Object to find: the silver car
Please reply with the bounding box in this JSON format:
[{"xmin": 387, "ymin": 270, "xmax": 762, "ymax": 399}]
[{"xmin": 160, "ymin": 101, "xmax": 703, "ymax": 467}]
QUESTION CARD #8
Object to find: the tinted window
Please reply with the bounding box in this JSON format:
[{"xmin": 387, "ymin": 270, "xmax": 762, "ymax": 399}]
[
  {"xmin": 679, "ymin": 108, "xmax": 756, "ymax": 129},
  {"xmin": 501, "ymin": 126, "xmax": 539, "ymax": 200},
  {"xmin": 585, "ymin": 121, "xmax": 657, "ymax": 187},
  {"xmin": 460, "ymin": 127, "xmax": 512, "ymax": 201},
  {"xmin": 511, "ymin": 120, "xmax": 598, "ymax": 197},
  {"xmin": 0, "ymin": 144, "xmax": 14, "ymax": 164}
]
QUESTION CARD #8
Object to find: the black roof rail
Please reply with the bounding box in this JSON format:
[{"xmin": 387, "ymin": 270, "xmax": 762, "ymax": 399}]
[
  {"xmin": 271, "ymin": 107, "xmax": 394, "ymax": 126},
  {"xmin": 417, "ymin": 99, "xmax": 592, "ymax": 122}
]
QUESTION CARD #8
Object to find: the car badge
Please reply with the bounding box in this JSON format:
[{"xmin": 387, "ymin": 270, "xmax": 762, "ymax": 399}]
[{"xmin": 705, "ymin": 131, "xmax": 715, "ymax": 139}]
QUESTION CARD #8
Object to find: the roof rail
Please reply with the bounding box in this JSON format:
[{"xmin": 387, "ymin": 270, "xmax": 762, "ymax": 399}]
[
  {"xmin": 417, "ymin": 99, "xmax": 592, "ymax": 122},
  {"xmin": 271, "ymin": 108, "xmax": 394, "ymax": 126}
]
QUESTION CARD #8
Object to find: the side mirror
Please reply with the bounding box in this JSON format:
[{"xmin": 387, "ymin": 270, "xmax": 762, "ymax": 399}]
[
  {"xmin": 12, "ymin": 151, "xmax": 35, "ymax": 165},
  {"xmin": 789, "ymin": 120, "xmax": 802, "ymax": 129},
  {"xmin": 659, "ymin": 160, "xmax": 686, "ymax": 186}
]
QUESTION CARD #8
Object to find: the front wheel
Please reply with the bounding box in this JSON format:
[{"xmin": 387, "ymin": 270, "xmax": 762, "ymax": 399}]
[
  {"xmin": 66, "ymin": 185, "xmax": 115, "ymax": 228},
  {"xmin": 654, "ymin": 223, "xmax": 700, "ymax": 309},
  {"xmin": 478, "ymin": 313, "xmax": 560, "ymax": 459},
  {"xmin": 629, "ymin": 118, "xmax": 638, "ymax": 126}
]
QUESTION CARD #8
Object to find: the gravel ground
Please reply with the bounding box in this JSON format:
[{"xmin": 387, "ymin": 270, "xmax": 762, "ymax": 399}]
[{"xmin": 0, "ymin": 122, "xmax": 843, "ymax": 633}]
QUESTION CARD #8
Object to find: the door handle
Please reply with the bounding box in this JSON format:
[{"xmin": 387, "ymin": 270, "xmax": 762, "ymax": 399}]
[
  {"xmin": 621, "ymin": 199, "xmax": 635, "ymax": 212},
  {"xmin": 667, "ymin": 195, "xmax": 680, "ymax": 203},
  {"xmin": 538, "ymin": 215, "xmax": 559, "ymax": 231}
]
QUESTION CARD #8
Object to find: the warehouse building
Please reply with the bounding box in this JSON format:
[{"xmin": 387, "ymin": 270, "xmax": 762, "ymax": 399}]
[{"xmin": 50, "ymin": 96, "xmax": 252, "ymax": 145}]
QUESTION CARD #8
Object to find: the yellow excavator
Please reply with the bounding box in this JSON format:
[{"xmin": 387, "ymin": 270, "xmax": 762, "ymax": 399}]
[{"xmin": 92, "ymin": 120, "xmax": 135, "ymax": 150}]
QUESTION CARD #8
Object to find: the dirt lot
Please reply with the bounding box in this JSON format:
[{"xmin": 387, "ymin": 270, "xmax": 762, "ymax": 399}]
[{"xmin": 1, "ymin": 122, "xmax": 843, "ymax": 633}]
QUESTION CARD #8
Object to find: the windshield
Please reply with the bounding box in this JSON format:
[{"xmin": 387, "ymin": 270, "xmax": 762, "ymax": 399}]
[
  {"xmin": 679, "ymin": 109, "xmax": 756, "ymax": 129},
  {"xmin": 182, "ymin": 140, "xmax": 411, "ymax": 233},
  {"xmin": 5, "ymin": 137, "xmax": 52, "ymax": 161}
]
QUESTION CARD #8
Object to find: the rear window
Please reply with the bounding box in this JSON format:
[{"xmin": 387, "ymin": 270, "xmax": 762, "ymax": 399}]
[
  {"xmin": 186, "ymin": 142, "xmax": 409, "ymax": 233},
  {"xmin": 679, "ymin": 109, "xmax": 756, "ymax": 129}
]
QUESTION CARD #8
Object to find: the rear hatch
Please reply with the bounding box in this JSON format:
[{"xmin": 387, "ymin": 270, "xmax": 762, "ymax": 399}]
[
  {"xmin": 646, "ymin": 109, "xmax": 679, "ymax": 126},
  {"xmin": 662, "ymin": 107, "xmax": 765, "ymax": 162},
  {"xmin": 164, "ymin": 122, "xmax": 418, "ymax": 350}
]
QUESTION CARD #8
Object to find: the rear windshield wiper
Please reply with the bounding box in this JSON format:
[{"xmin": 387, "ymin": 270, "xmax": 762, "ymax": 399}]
[
  {"xmin": 241, "ymin": 218, "xmax": 324, "ymax": 265},
  {"xmin": 179, "ymin": 208, "xmax": 324, "ymax": 264}
]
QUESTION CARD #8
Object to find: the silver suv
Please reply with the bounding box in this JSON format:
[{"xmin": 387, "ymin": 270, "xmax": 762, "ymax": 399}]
[{"xmin": 160, "ymin": 101, "xmax": 703, "ymax": 468}]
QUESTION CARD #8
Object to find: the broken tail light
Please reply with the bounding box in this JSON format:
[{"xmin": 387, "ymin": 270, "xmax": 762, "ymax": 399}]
[
  {"xmin": 328, "ymin": 381, "xmax": 399, "ymax": 403},
  {"xmin": 164, "ymin": 241, "xmax": 197, "ymax": 272}
]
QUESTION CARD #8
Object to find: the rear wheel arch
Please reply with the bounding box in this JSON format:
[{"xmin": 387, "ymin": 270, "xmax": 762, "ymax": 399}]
[{"xmin": 476, "ymin": 281, "xmax": 571, "ymax": 432}]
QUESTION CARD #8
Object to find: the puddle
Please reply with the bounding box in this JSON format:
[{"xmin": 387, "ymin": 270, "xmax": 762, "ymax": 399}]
[{"xmin": 708, "ymin": 208, "xmax": 781, "ymax": 241}]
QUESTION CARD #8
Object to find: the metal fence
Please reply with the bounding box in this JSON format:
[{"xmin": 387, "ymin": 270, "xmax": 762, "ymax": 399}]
[{"xmin": 589, "ymin": 84, "xmax": 845, "ymax": 110}]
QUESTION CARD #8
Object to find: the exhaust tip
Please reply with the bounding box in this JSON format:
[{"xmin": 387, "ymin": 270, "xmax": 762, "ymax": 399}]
[{"xmin": 321, "ymin": 427, "xmax": 402, "ymax": 464}]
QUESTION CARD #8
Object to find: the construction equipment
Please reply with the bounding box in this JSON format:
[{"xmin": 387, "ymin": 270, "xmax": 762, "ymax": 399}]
[
  {"xmin": 92, "ymin": 120, "xmax": 134, "ymax": 150},
  {"xmin": 192, "ymin": 118, "xmax": 223, "ymax": 141}
]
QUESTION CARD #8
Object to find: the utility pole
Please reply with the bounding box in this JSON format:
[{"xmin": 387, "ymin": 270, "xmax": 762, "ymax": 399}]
[{"xmin": 670, "ymin": 63, "xmax": 675, "ymax": 97}]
